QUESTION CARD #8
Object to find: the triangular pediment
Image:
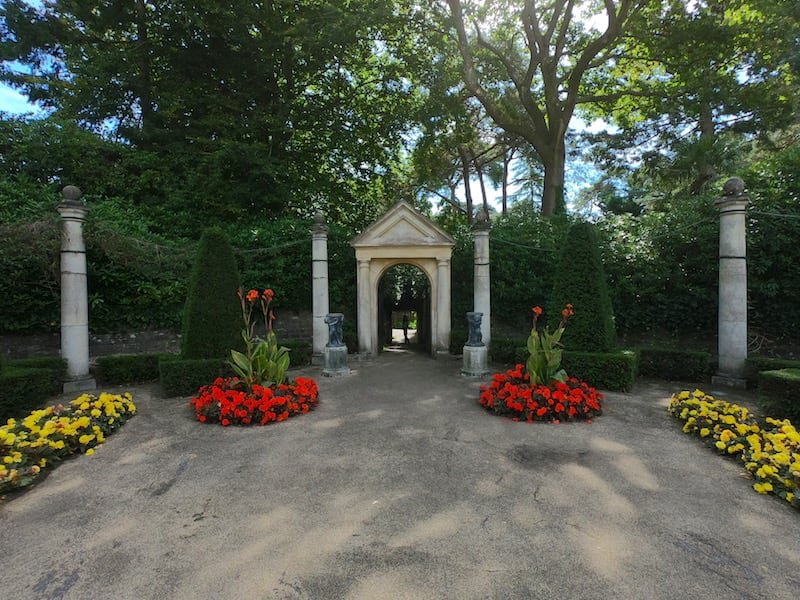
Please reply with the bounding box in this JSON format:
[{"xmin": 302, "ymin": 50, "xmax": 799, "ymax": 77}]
[{"xmin": 351, "ymin": 201, "xmax": 455, "ymax": 248}]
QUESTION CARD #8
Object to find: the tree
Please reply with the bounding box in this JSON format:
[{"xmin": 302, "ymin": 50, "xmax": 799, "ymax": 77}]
[
  {"xmin": 589, "ymin": 0, "xmax": 799, "ymax": 196},
  {"xmin": 181, "ymin": 228, "xmax": 242, "ymax": 359},
  {"xmin": 548, "ymin": 221, "xmax": 616, "ymax": 351},
  {"xmin": 441, "ymin": 0, "xmax": 647, "ymax": 215},
  {"xmin": 0, "ymin": 1, "xmax": 424, "ymax": 224}
]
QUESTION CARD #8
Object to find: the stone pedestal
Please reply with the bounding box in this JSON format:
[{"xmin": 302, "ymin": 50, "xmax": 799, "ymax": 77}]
[
  {"xmin": 714, "ymin": 178, "xmax": 749, "ymax": 386},
  {"xmin": 323, "ymin": 345, "xmax": 350, "ymax": 377},
  {"xmin": 311, "ymin": 213, "xmax": 330, "ymax": 364},
  {"xmin": 57, "ymin": 186, "xmax": 96, "ymax": 393},
  {"xmin": 462, "ymin": 345, "xmax": 489, "ymax": 377}
]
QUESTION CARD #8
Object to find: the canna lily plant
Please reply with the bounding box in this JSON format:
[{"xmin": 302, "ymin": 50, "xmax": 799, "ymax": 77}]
[
  {"xmin": 526, "ymin": 304, "xmax": 574, "ymax": 386},
  {"xmin": 230, "ymin": 288, "xmax": 290, "ymax": 387}
]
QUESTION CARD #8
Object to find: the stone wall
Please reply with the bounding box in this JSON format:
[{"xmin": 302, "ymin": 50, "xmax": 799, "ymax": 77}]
[{"xmin": 1, "ymin": 310, "xmax": 313, "ymax": 359}]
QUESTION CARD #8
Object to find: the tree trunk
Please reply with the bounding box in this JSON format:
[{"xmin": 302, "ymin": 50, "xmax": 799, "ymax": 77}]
[
  {"xmin": 134, "ymin": 0, "xmax": 153, "ymax": 144},
  {"xmin": 501, "ymin": 147, "xmax": 513, "ymax": 215},
  {"xmin": 458, "ymin": 146, "xmax": 474, "ymax": 224},
  {"xmin": 475, "ymin": 159, "xmax": 489, "ymax": 216},
  {"xmin": 541, "ymin": 141, "xmax": 566, "ymax": 216}
]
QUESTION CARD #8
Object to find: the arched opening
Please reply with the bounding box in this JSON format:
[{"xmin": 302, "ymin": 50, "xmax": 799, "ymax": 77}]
[{"xmin": 377, "ymin": 263, "xmax": 432, "ymax": 353}]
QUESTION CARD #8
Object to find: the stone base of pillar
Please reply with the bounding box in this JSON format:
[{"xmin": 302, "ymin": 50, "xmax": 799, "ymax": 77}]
[
  {"xmin": 311, "ymin": 353, "xmax": 325, "ymax": 366},
  {"xmin": 434, "ymin": 349, "xmax": 450, "ymax": 360},
  {"xmin": 323, "ymin": 346, "xmax": 350, "ymax": 377},
  {"xmin": 711, "ymin": 374, "xmax": 747, "ymax": 389},
  {"xmin": 63, "ymin": 376, "xmax": 97, "ymax": 394},
  {"xmin": 461, "ymin": 345, "xmax": 489, "ymax": 377}
]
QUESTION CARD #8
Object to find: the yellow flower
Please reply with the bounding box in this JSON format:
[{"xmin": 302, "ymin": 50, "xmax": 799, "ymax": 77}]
[
  {"xmin": 700, "ymin": 428, "xmax": 711, "ymax": 437},
  {"xmin": 90, "ymin": 409, "xmax": 101, "ymax": 417},
  {"xmin": 715, "ymin": 441, "xmax": 727, "ymax": 451},
  {"xmin": 753, "ymin": 482, "xmax": 773, "ymax": 494},
  {"xmin": 788, "ymin": 493, "xmax": 795, "ymax": 503},
  {"xmin": 78, "ymin": 434, "xmax": 94, "ymax": 445},
  {"xmin": 85, "ymin": 448, "xmax": 95, "ymax": 456}
]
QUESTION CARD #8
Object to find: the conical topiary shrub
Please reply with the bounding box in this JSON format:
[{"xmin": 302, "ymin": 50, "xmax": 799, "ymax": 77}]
[
  {"xmin": 181, "ymin": 227, "xmax": 242, "ymax": 359},
  {"xmin": 547, "ymin": 221, "xmax": 616, "ymax": 352}
]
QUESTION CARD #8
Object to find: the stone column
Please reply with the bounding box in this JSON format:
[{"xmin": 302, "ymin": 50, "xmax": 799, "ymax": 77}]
[
  {"xmin": 436, "ymin": 257, "xmax": 451, "ymax": 354},
  {"xmin": 57, "ymin": 186, "xmax": 96, "ymax": 392},
  {"xmin": 311, "ymin": 212, "xmax": 330, "ymax": 364},
  {"xmin": 473, "ymin": 209, "xmax": 491, "ymax": 348},
  {"xmin": 356, "ymin": 258, "xmax": 371, "ymax": 356},
  {"xmin": 713, "ymin": 177, "xmax": 749, "ymax": 387}
]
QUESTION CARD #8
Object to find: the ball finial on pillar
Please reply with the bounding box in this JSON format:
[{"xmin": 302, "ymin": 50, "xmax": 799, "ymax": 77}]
[{"xmin": 60, "ymin": 185, "xmax": 84, "ymax": 203}]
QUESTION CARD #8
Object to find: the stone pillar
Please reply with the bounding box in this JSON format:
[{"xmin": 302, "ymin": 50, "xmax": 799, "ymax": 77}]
[
  {"xmin": 357, "ymin": 258, "xmax": 371, "ymax": 356},
  {"xmin": 712, "ymin": 177, "xmax": 749, "ymax": 388},
  {"xmin": 57, "ymin": 186, "xmax": 96, "ymax": 392},
  {"xmin": 473, "ymin": 209, "xmax": 491, "ymax": 348},
  {"xmin": 311, "ymin": 212, "xmax": 330, "ymax": 364},
  {"xmin": 436, "ymin": 257, "xmax": 451, "ymax": 354}
]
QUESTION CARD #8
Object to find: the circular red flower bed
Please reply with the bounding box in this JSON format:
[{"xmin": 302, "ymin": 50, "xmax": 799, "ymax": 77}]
[
  {"xmin": 479, "ymin": 364, "xmax": 602, "ymax": 423},
  {"xmin": 191, "ymin": 376, "xmax": 319, "ymax": 426}
]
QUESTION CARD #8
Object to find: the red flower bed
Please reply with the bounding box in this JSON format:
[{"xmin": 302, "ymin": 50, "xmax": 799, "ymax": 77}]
[
  {"xmin": 191, "ymin": 376, "xmax": 319, "ymax": 426},
  {"xmin": 479, "ymin": 364, "xmax": 603, "ymax": 423}
]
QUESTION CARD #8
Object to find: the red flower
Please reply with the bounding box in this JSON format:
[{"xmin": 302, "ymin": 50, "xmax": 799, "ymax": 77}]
[
  {"xmin": 532, "ymin": 306, "xmax": 543, "ymax": 316},
  {"xmin": 246, "ymin": 289, "xmax": 259, "ymax": 302},
  {"xmin": 263, "ymin": 288, "xmax": 275, "ymax": 300}
]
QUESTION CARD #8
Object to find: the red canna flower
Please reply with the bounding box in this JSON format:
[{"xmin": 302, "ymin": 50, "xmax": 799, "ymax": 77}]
[{"xmin": 246, "ymin": 289, "xmax": 259, "ymax": 302}]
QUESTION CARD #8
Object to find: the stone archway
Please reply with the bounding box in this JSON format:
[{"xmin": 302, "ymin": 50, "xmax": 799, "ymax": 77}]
[{"xmin": 350, "ymin": 202, "xmax": 455, "ymax": 357}]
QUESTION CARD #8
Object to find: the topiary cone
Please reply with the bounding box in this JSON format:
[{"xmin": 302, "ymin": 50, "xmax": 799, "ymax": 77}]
[
  {"xmin": 181, "ymin": 227, "xmax": 243, "ymax": 359},
  {"xmin": 547, "ymin": 221, "xmax": 616, "ymax": 352}
]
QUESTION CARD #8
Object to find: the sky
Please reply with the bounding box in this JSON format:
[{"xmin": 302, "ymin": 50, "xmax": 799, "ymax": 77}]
[{"xmin": 0, "ymin": 82, "xmax": 39, "ymax": 114}]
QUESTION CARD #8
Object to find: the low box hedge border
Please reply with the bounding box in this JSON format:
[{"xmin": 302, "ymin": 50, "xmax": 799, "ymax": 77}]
[
  {"xmin": 159, "ymin": 357, "xmax": 233, "ymax": 398},
  {"xmin": 511, "ymin": 346, "xmax": 638, "ymax": 392},
  {"xmin": 637, "ymin": 347, "xmax": 715, "ymax": 382},
  {"xmin": 0, "ymin": 358, "xmax": 66, "ymax": 422},
  {"xmin": 745, "ymin": 357, "xmax": 800, "ymax": 387},
  {"xmin": 758, "ymin": 368, "xmax": 800, "ymax": 422},
  {"xmin": 95, "ymin": 353, "xmax": 178, "ymax": 385}
]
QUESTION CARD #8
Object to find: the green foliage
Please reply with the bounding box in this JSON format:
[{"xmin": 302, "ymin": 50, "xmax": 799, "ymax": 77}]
[
  {"xmin": 282, "ymin": 340, "xmax": 313, "ymax": 367},
  {"xmin": 0, "ymin": 366, "xmax": 61, "ymax": 421},
  {"xmin": 158, "ymin": 357, "xmax": 233, "ymax": 398},
  {"xmin": 597, "ymin": 193, "xmax": 719, "ymax": 338},
  {"xmin": 637, "ymin": 348, "xmax": 714, "ymax": 382},
  {"xmin": 525, "ymin": 311, "xmax": 568, "ymax": 386},
  {"xmin": 181, "ymin": 228, "xmax": 242, "ymax": 359},
  {"xmin": 94, "ymin": 353, "xmax": 176, "ymax": 385},
  {"xmin": 745, "ymin": 357, "xmax": 800, "ymax": 386},
  {"xmin": 758, "ymin": 369, "xmax": 800, "ymax": 422},
  {"xmin": 449, "ymin": 329, "xmax": 467, "ymax": 355},
  {"xmin": 561, "ymin": 351, "xmax": 639, "ymax": 392},
  {"xmin": 230, "ymin": 332, "xmax": 291, "ymax": 388},
  {"xmin": 548, "ymin": 222, "xmax": 616, "ymax": 352},
  {"xmin": 489, "ymin": 337, "xmax": 527, "ymax": 365},
  {"xmin": 0, "ymin": 357, "xmax": 67, "ymax": 420},
  {"xmin": 745, "ymin": 144, "xmax": 800, "ymax": 341}
]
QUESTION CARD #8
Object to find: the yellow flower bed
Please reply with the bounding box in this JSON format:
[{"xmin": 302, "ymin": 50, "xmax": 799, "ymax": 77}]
[
  {"xmin": 669, "ymin": 389, "xmax": 799, "ymax": 510},
  {"xmin": 1, "ymin": 392, "xmax": 136, "ymax": 496}
]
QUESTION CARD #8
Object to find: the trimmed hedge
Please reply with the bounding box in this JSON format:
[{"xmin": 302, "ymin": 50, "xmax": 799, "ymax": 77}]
[
  {"xmin": 758, "ymin": 369, "xmax": 800, "ymax": 422},
  {"xmin": 0, "ymin": 357, "xmax": 67, "ymax": 420},
  {"xmin": 561, "ymin": 350, "xmax": 639, "ymax": 392},
  {"xmin": 548, "ymin": 221, "xmax": 616, "ymax": 352},
  {"xmin": 181, "ymin": 228, "xmax": 242, "ymax": 359},
  {"xmin": 159, "ymin": 357, "xmax": 233, "ymax": 398},
  {"xmin": 745, "ymin": 357, "xmax": 800, "ymax": 386},
  {"xmin": 490, "ymin": 337, "xmax": 527, "ymax": 365},
  {"xmin": 95, "ymin": 353, "xmax": 177, "ymax": 385},
  {"xmin": 510, "ymin": 347, "xmax": 638, "ymax": 392},
  {"xmin": 0, "ymin": 366, "xmax": 59, "ymax": 421},
  {"xmin": 283, "ymin": 340, "xmax": 312, "ymax": 367},
  {"xmin": 449, "ymin": 329, "xmax": 467, "ymax": 355},
  {"xmin": 637, "ymin": 347, "xmax": 714, "ymax": 382}
]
